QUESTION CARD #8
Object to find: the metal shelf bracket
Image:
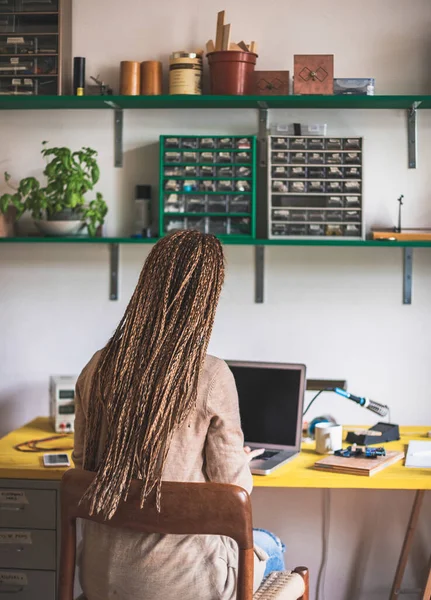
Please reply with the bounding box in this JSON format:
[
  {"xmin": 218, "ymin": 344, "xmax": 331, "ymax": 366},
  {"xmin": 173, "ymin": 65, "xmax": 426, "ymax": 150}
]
[
  {"xmin": 255, "ymin": 246, "xmax": 265, "ymax": 303},
  {"xmin": 104, "ymin": 100, "xmax": 123, "ymax": 168},
  {"xmin": 403, "ymin": 247, "xmax": 413, "ymax": 305},
  {"xmin": 407, "ymin": 101, "xmax": 421, "ymax": 169},
  {"xmin": 110, "ymin": 243, "xmax": 119, "ymax": 300}
]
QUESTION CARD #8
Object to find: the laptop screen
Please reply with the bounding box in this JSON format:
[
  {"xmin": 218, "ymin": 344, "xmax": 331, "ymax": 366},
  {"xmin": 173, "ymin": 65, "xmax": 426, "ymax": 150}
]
[{"xmin": 228, "ymin": 362, "xmax": 305, "ymax": 448}]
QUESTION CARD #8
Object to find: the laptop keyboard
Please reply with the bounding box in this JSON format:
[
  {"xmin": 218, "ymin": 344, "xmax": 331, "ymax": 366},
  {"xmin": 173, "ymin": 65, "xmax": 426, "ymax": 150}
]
[{"xmin": 256, "ymin": 450, "xmax": 280, "ymax": 460}]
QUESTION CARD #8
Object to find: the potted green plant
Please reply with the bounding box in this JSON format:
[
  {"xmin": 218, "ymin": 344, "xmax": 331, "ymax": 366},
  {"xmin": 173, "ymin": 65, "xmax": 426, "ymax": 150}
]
[
  {"xmin": 0, "ymin": 191, "xmax": 26, "ymax": 237},
  {"xmin": 0, "ymin": 142, "xmax": 108, "ymax": 237}
]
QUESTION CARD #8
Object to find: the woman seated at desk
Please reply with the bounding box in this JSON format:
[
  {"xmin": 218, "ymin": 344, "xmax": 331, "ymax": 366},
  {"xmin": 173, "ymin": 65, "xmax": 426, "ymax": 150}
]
[{"xmin": 72, "ymin": 230, "xmax": 286, "ymax": 600}]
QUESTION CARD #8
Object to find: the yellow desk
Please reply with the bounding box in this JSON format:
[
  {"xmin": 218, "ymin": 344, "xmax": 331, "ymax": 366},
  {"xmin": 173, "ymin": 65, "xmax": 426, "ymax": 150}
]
[
  {"xmin": 0, "ymin": 417, "xmax": 74, "ymax": 481},
  {"xmin": 2, "ymin": 418, "xmax": 430, "ymax": 490},
  {"xmin": 253, "ymin": 425, "xmax": 431, "ymax": 491},
  {"xmin": 1, "ymin": 418, "xmax": 430, "ymax": 599}
]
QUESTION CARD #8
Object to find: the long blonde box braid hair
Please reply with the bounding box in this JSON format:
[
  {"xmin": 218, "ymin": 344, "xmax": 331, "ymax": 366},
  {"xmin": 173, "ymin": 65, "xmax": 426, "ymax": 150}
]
[{"xmin": 81, "ymin": 230, "xmax": 225, "ymax": 520}]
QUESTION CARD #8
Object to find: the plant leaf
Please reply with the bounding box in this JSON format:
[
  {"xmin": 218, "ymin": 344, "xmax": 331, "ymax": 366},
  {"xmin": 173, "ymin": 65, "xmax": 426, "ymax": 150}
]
[{"xmin": 0, "ymin": 194, "xmax": 12, "ymax": 214}]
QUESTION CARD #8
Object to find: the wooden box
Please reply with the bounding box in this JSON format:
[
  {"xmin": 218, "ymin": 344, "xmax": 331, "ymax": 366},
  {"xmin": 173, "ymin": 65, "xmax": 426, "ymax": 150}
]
[
  {"xmin": 254, "ymin": 71, "xmax": 289, "ymax": 95},
  {"xmin": 293, "ymin": 55, "xmax": 334, "ymax": 95}
]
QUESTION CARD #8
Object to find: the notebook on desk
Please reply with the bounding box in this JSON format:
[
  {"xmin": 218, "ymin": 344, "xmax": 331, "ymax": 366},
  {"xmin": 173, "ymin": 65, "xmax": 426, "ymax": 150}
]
[
  {"xmin": 228, "ymin": 361, "xmax": 306, "ymax": 475},
  {"xmin": 405, "ymin": 441, "xmax": 431, "ymax": 468}
]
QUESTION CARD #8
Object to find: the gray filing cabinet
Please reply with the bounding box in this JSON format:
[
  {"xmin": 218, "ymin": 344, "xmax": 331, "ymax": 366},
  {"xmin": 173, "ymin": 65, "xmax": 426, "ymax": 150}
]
[{"xmin": 0, "ymin": 479, "xmax": 61, "ymax": 599}]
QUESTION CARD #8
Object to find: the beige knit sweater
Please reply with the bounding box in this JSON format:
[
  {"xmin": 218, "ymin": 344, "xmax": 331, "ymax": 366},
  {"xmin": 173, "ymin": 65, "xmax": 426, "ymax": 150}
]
[{"xmin": 72, "ymin": 352, "xmax": 267, "ymax": 600}]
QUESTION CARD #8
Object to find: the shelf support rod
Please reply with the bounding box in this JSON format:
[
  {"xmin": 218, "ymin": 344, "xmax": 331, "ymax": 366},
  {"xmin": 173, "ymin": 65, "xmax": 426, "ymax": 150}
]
[
  {"xmin": 403, "ymin": 247, "xmax": 413, "ymax": 305},
  {"xmin": 407, "ymin": 101, "xmax": 421, "ymax": 169},
  {"xmin": 104, "ymin": 100, "xmax": 123, "ymax": 168},
  {"xmin": 255, "ymin": 246, "xmax": 265, "ymax": 303},
  {"xmin": 110, "ymin": 243, "xmax": 120, "ymax": 301}
]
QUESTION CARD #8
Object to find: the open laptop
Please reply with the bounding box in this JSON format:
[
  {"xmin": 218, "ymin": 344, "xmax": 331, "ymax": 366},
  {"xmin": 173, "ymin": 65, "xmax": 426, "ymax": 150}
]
[{"xmin": 227, "ymin": 361, "xmax": 306, "ymax": 475}]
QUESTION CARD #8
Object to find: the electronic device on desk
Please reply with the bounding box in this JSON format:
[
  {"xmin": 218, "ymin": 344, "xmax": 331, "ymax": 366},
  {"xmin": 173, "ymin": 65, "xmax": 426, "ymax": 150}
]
[
  {"xmin": 43, "ymin": 453, "xmax": 71, "ymax": 468},
  {"xmin": 228, "ymin": 361, "xmax": 306, "ymax": 475},
  {"xmin": 50, "ymin": 376, "xmax": 77, "ymax": 433},
  {"xmin": 346, "ymin": 422, "xmax": 400, "ymax": 446},
  {"xmin": 314, "ymin": 449, "xmax": 404, "ymax": 477}
]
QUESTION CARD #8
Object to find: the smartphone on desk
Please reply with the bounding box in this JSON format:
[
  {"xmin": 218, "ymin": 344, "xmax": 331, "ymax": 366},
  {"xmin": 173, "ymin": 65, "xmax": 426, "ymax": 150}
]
[{"xmin": 43, "ymin": 453, "xmax": 71, "ymax": 468}]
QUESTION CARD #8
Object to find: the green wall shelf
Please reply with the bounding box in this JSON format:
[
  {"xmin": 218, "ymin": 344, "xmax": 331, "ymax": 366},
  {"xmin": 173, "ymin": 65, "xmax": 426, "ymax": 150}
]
[
  {"xmin": 0, "ymin": 237, "xmax": 430, "ymax": 247},
  {"xmin": 0, "ymin": 237, "xmax": 425, "ymax": 305},
  {"xmin": 0, "ymin": 94, "xmax": 426, "ymax": 167},
  {"xmin": 0, "ymin": 94, "xmax": 430, "ymax": 110},
  {"xmin": 1, "ymin": 94, "xmax": 428, "ymax": 302}
]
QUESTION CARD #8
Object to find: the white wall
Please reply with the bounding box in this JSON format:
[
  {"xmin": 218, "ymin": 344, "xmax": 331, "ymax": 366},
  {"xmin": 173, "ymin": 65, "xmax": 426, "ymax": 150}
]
[{"xmin": 1, "ymin": 0, "xmax": 431, "ymax": 598}]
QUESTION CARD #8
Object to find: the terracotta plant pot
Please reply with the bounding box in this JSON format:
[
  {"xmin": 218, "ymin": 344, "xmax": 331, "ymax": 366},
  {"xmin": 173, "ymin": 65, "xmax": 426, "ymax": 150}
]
[
  {"xmin": 0, "ymin": 206, "xmax": 17, "ymax": 237},
  {"xmin": 207, "ymin": 51, "xmax": 258, "ymax": 95}
]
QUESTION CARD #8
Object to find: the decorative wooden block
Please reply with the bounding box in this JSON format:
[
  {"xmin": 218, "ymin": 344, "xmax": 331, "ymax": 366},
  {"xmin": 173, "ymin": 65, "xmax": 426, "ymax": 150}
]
[
  {"xmin": 254, "ymin": 71, "xmax": 290, "ymax": 95},
  {"xmin": 293, "ymin": 55, "xmax": 334, "ymax": 95}
]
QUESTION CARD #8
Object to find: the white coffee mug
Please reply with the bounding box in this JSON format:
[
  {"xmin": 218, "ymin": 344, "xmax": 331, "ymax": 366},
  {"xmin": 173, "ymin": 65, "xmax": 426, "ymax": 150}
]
[{"xmin": 315, "ymin": 422, "xmax": 343, "ymax": 454}]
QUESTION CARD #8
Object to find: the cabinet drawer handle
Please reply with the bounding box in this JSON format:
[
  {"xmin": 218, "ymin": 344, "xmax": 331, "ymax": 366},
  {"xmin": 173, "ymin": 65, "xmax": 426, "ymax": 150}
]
[
  {"xmin": 0, "ymin": 546, "xmax": 24, "ymax": 552},
  {"xmin": 0, "ymin": 585, "xmax": 24, "ymax": 593},
  {"xmin": 0, "ymin": 506, "xmax": 24, "ymax": 512}
]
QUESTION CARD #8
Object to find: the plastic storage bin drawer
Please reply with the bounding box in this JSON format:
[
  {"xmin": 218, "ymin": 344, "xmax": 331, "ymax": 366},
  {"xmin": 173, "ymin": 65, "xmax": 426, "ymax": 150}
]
[
  {"xmin": 0, "ymin": 75, "xmax": 33, "ymax": 93},
  {"xmin": 0, "ymin": 0, "xmax": 15, "ymax": 13},
  {"xmin": 0, "ymin": 15, "xmax": 13, "ymax": 31},
  {"xmin": 0, "ymin": 34, "xmax": 58, "ymax": 54},
  {"xmin": 229, "ymin": 195, "xmax": 251, "ymax": 213},
  {"xmin": 186, "ymin": 196, "xmax": 206, "ymax": 212},
  {"xmin": 187, "ymin": 216, "xmax": 206, "ymax": 232},
  {"xmin": 9, "ymin": 15, "xmax": 58, "ymax": 33},
  {"xmin": 208, "ymin": 195, "xmax": 228, "ymax": 213},
  {"xmin": 228, "ymin": 217, "xmax": 251, "ymax": 236},
  {"xmin": 164, "ymin": 217, "xmax": 185, "ymax": 233},
  {"xmin": 0, "ymin": 74, "xmax": 57, "ymax": 94},
  {"xmin": 0, "ymin": 14, "xmax": 57, "ymax": 33},
  {"xmin": 0, "ymin": 0, "xmax": 58, "ymax": 10},
  {"xmin": 18, "ymin": 0, "xmax": 58, "ymax": 11},
  {"xmin": 0, "ymin": 55, "xmax": 56, "ymax": 74},
  {"xmin": 0, "ymin": 56, "xmax": 34, "ymax": 73},
  {"xmin": 208, "ymin": 217, "xmax": 227, "ymax": 235}
]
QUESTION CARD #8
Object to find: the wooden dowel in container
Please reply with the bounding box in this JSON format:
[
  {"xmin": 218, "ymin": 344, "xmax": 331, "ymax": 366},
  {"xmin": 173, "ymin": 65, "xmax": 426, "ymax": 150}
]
[
  {"xmin": 238, "ymin": 41, "xmax": 250, "ymax": 52},
  {"xmin": 222, "ymin": 24, "xmax": 231, "ymax": 51},
  {"xmin": 215, "ymin": 10, "xmax": 225, "ymax": 50}
]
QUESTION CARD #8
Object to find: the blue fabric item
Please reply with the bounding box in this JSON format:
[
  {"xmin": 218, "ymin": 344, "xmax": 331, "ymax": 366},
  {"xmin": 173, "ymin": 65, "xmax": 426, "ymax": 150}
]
[{"xmin": 253, "ymin": 528, "xmax": 286, "ymax": 578}]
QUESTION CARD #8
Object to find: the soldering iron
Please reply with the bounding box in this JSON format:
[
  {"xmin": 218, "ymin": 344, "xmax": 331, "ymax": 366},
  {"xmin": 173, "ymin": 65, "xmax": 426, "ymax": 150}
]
[{"xmin": 332, "ymin": 388, "xmax": 389, "ymax": 417}]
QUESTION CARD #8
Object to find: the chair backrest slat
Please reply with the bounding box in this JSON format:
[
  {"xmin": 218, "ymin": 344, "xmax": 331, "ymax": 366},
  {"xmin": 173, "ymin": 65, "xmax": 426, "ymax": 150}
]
[{"xmin": 59, "ymin": 469, "xmax": 254, "ymax": 600}]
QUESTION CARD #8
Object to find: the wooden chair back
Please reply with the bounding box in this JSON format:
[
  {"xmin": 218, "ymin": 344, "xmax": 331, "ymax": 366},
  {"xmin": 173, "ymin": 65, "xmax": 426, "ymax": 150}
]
[{"xmin": 59, "ymin": 469, "xmax": 255, "ymax": 600}]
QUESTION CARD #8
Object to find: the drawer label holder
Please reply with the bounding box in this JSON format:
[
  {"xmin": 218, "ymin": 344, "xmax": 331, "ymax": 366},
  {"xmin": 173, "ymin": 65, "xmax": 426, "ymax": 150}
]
[
  {"xmin": 0, "ymin": 571, "xmax": 28, "ymax": 587},
  {"xmin": 0, "ymin": 490, "xmax": 29, "ymax": 505},
  {"xmin": 0, "ymin": 531, "xmax": 32, "ymax": 544}
]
